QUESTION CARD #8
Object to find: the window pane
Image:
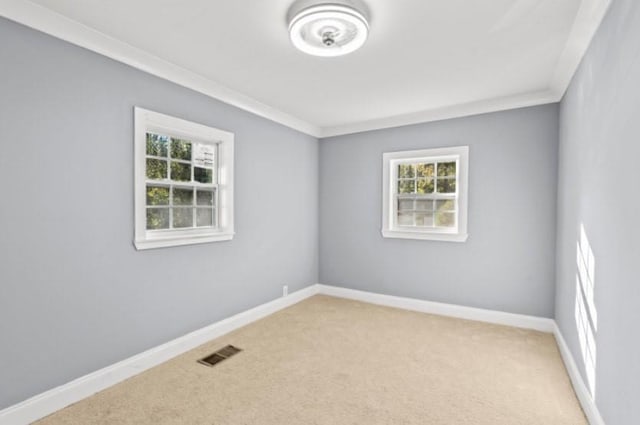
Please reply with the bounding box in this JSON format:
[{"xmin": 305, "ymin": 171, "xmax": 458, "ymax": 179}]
[
  {"xmin": 173, "ymin": 188, "xmax": 193, "ymax": 205},
  {"xmin": 196, "ymin": 208, "xmax": 214, "ymax": 227},
  {"xmin": 415, "ymin": 212, "xmax": 434, "ymax": 227},
  {"xmin": 416, "ymin": 163, "xmax": 434, "ymax": 177},
  {"xmin": 194, "ymin": 167, "xmax": 214, "ymax": 184},
  {"xmin": 197, "ymin": 189, "xmax": 215, "ymax": 206},
  {"xmin": 398, "ymin": 212, "xmax": 413, "ymax": 226},
  {"xmin": 146, "ymin": 208, "xmax": 169, "ymax": 230},
  {"xmin": 170, "ymin": 162, "xmax": 191, "ymax": 182},
  {"xmin": 415, "ymin": 199, "xmax": 433, "ymax": 211},
  {"xmin": 437, "ymin": 178, "xmax": 456, "ymax": 193},
  {"xmin": 436, "ymin": 199, "xmax": 456, "ymax": 212},
  {"xmin": 416, "ymin": 178, "xmax": 434, "ymax": 194},
  {"xmin": 173, "ymin": 208, "xmax": 193, "ymax": 228},
  {"xmin": 193, "ymin": 143, "xmax": 216, "ymax": 168},
  {"xmin": 146, "ymin": 159, "xmax": 167, "ymax": 180},
  {"xmin": 146, "ymin": 133, "xmax": 169, "ymax": 157},
  {"xmin": 435, "ymin": 211, "xmax": 456, "ymax": 227},
  {"xmin": 398, "ymin": 180, "xmax": 415, "ymax": 194},
  {"xmin": 170, "ymin": 138, "xmax": 192, "ymax": 160},
  {"xmin": 398, "ymin": 164, "xmax": 415, "ymax": 178},
  {"xmin": 146, "ymin": 186, "xmax": 169, "ymax": 205},
  {"xmin": 398, "ymin": 199, "xmax": 414, "ymax": 211},
  {"xmin": 437, "ymin": 162, "xmax": 456, "ymax": 177}
]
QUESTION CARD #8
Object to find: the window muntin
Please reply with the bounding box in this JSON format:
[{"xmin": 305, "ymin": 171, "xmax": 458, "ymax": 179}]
[
  {"xmin": 134, "ymin": 108, "xmax": 234, "ymax": 250},
  {"xmin": 382, "ymin": 146, "xmax": 468, "ymax": 242}
]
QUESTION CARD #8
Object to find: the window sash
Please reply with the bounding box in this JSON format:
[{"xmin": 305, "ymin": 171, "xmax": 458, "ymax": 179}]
[
  {"xmin": 144, "ymin": 131, "xmax": 219, "ymax": 231},
  {"xmin": 381, "ymin": 146, "xmax": 468, "ymax": 242},
  {"xmin": 145, "ymin": 183, "xmax": 218, "ymax": 230},
  {"xmin": 393, "ymin": 194, "xmax": 458, "ymax": 229},
  {"xmin": 392, "ymin": 158, "xmax": 460, "ymax": 232}
]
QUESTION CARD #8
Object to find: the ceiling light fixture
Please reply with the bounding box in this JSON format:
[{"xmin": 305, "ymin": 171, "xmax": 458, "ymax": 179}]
[{"xmin": 287, "ymin": 0, "xmax": 370, "ymax": 57}]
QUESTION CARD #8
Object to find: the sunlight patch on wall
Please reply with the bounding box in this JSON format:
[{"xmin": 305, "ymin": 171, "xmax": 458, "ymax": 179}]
[{"xmin": 575, "ymin": 223, "xmax": 598, "ymax": 397}]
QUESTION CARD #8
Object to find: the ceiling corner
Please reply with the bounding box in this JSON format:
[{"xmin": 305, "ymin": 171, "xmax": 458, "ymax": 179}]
[{"xmin": 548, "ymin": 0, "xmax": 612, "ymax": 99}]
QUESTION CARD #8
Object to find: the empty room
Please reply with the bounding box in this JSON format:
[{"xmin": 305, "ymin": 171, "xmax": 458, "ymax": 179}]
[{"xmin": 0, "ymin": 0, "xmax": 638, "ymax": 424}]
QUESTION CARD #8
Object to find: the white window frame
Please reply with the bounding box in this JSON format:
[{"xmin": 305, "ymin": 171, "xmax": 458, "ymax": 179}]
[
  {"xmin": 382, "ymin": 146, "xmax": 469, "ymax": 242},
  {"xmin": 134, "ymin": 107, "xmax": 234, "ymax": 250}
]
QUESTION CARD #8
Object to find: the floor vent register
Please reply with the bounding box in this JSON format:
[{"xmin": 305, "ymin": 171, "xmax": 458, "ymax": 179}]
[{"xmin": 198, "ymin": 345, "xmax": 242, "ymax": 367}]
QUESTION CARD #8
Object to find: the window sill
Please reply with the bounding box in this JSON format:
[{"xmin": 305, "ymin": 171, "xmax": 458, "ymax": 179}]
[
  {"xmin": 381, "ymin": 229, "xmax": 468, "ymax": 242},
  {"xmin": 134, "ymin": 232, "xmax": 234, "ymax": 250}
]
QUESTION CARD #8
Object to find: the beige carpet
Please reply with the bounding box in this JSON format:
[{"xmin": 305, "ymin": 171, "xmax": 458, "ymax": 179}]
[{"xmin": 36, "ymin": 295, "xmax": 586, "ymax": 425}]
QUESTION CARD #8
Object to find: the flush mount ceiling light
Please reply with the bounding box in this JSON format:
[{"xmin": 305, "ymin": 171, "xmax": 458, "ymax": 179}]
[{"xmin": 287, "ymin": 0, "xmax": 370, "ymax": 57}]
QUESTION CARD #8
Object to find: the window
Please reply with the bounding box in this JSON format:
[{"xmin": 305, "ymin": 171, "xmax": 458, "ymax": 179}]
[
  {"xmin": 134, "ymin": 107, "xmax": 234, "ymax": 250},
  {"xmin": 382, "ymin": 146, "xmax": 468, "ymax": 242}
]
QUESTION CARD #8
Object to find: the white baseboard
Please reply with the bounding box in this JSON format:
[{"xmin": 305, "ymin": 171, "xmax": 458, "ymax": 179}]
[
  {"xmin": 0, "ymin": 284, "xmax": 320, "ymax": 425},
  {"xmin": 1, "ymin": 283, "xmax": 604, "ymax": 425},
  {"xmin": 553, "ymin": 324, "xmax": 605, "ymax": 425},
  {"xmin": 316, "ymin": 284, "xmax": 555, "ymax": 332}
]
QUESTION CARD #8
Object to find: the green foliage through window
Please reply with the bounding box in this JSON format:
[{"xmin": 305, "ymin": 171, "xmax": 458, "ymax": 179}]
[
  {"xmin": 435, "ymin": 212, "xmax": 455, "ymax": 227},
  {"xmin": 173, "ymin": 188, "xmax": 193, "ymax": 205},
  {"xmin": 146, "ymin": 133, "xmax": 168, "ymax": 157},
  {"xmin": 417, "ymin": 163, "xmax": 434, "ymax": 177},
  {"xmin": 146, "ymin": 159, "xmax": 167, "ymax": 180},
  {"xmin": 147, "ymin": 208, "xmax": 169, "ymax": 230},
  {"xmin": 437, "ymin": 162, "xmax": 456, "ymax": 177},
  {"xmin": 436, "ymin": 199, "xmax": 455, "ymax": 212},
  {"xmin": 398, "ymin": 164, "xmax": 415, "ymax": 178},
  {"xmin": 170, "ymin": 139, "xmax": 192, "ymax": 160},
  {"xmin": 171, "ymin": 162, "xmax": 191, "ymax": 182},
  {"xmin": 146, "ymin": 186, "xmax": 169, "ymax": 205},
  {"xmin": 437, "ymin": 178, "xmax": 456, "ymax": 193},
  {"xmin": 417, "ymin": 178, "xmax": 434, "ymax": 194},
  {"xmin": 398, "ymin": 180, "xmax": 415, "ymax": 194}
]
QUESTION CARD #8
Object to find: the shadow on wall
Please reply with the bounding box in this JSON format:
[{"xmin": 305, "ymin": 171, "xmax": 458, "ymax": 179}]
[{"xmin": 575, "ymin": 223, "xmax": 598, "ymax": 397}]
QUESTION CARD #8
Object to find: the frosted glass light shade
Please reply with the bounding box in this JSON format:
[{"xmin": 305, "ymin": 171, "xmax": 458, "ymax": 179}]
[{"xmin": 288, "ymin": 4, "xmax": 369, "ymax": 57}]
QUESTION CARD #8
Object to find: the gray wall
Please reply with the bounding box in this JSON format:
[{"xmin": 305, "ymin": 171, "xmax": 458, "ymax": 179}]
[
  {"xmin": 556, "ymin": 1, "xmax": 640, "ymax": 424},
  {"xmin": 0, "ymin": 18, "xmax": 318, "ymax": 409},
  {"xmin": 320, "ymin": 105, "xmax": 559, "ymax": 318}
]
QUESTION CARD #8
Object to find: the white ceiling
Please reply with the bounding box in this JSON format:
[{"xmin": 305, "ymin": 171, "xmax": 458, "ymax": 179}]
[{"xmin": 1, "ymin": 0, "xmax": 610, "ymax": 137}]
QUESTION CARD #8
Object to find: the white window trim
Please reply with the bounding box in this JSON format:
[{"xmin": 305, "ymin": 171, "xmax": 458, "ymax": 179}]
[
  {"xmin": 382, "ymin": 146, "xmax": 469, "ymax": 242},
  {"xmin": 134, "ymin": 107, "xmax": 234, "ymax": 250}
]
